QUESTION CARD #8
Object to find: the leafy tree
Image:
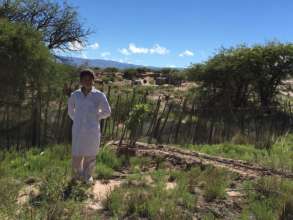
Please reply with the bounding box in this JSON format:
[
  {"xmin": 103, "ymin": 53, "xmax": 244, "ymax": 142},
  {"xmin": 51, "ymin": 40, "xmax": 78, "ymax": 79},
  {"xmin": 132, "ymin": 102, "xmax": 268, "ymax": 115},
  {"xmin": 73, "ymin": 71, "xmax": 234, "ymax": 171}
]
[
  {"xmin": 0, "ymin": 19, "xmax": 77, "ymax": 147},
  {"xmin": 187, "ymin": 43, "xmax": 293, "ymax": 108},
  {"xmin": 123, "ymin": 68, "xmax": 138, "ymax": 80},
  {"xmin": 136, "ymin": 67, "xmax": 151, "ymax": 74},
  {"xmin": 0, "ymin": 0, "xmax": 91, "ymax": 51},
  {"xmin": 121, "ymin": 104, "xmax": 150, "ymax": 145},
  {"xmin": 250, "ymin": 42, "xmax": 293, "ymax": 107},
  {"xmin": 0, "ymin": 19, "xmax": 51, "ymax": 101},
  {"xmin": 103, "ymin": 67, "xmax": 119, "ymax": 74},
  {"xmin": 161, "ymin": 68, "xmax": 173, "ymax": 76},
  {"xmin": 186, "ymin": 63, "xmax": 207, "ymax": 82},
  {"xmin": 93, "ymin": 67, "xmax": 100, "ymax": 71},
  {"xmin": 188, "ymin": 47, "xmax": 255, "ymax": 108},
  {"xmin": 170, "ymin": 70, "xmax": 185, "ymax": 81}
]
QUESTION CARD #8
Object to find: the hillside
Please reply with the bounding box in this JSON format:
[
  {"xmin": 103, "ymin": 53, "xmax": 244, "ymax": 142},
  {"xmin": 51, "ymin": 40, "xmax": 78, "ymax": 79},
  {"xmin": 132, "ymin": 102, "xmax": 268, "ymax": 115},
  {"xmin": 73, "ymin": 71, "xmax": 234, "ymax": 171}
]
[{"xmin": 57, "ymin": 56, "xmax": 161, "ymax": 70}]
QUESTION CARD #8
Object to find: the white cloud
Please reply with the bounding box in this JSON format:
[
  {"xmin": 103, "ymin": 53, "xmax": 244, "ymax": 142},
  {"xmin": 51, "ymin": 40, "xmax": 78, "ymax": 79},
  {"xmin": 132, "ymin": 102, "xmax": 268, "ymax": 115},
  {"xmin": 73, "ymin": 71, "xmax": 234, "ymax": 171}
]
[
  {"xmin": 68, "ymin": 41, "xmax": 84, "ymax": 51},
  {"xmin": 68, "ymin": 41, "xmax": 101, "ymax": 51},
  {"xmin": 117, "ymin": 58, "xmax": 132, "ymax": 64},
  {"xmin": 118, "ymin": 48, "xmax": 131, "ymax": 55},
  {"xmin": 150, "ymin": 44, "xmax": 169, "ymax": 55},
  {"xmin": 179, "ymin": 50, "xmax": 194, "ymax": 57},
  {"xmin": 119, "ymin": 43, "xmax": 169, "ymax": 55},
  {"xmin": 101, "ymin": 52, "xmax": 111, "ymax": 57},
  {"xmin": 128, "ymin": 43, "xmax": 149, "ymax": 54},
  {"xmin": 88, "ymin": 42, "xmax": 100, "ymax": 49}
]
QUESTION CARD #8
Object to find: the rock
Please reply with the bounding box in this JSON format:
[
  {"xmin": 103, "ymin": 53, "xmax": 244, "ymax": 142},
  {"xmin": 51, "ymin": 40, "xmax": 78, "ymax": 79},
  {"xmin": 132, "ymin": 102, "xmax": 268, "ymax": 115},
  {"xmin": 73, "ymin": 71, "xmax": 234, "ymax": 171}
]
[
  {"xmin": 128, "ymin": 180, "xmax": 141, "ymax": 187},
  {"xmin": 144, "ymin": 175, "xmax": 154, "ymax": 185},
  {"xmin": 198, "ymin": 181, "xmax": 206, "ymax": 188},
  {"xmin": 17, "ymin": 184, "xmax": 41, "ymax": 206},
  {"xmin": 226, "ymin": 190, "xmax": 243, "ymax": 198},
  {"xmin": 165, "ymin": 182, "xmax": 177, "ymax": 190},
  {"xmin": 91, "ymin": 179, "xmax": 121, "ymax": 201},
  {"xmin": 24, "ymin": 177, "xmax": 37, "ymax": 185},
  {"xmin": 168, "ymin": 175, "xmax": 176, "ymax": 182}
]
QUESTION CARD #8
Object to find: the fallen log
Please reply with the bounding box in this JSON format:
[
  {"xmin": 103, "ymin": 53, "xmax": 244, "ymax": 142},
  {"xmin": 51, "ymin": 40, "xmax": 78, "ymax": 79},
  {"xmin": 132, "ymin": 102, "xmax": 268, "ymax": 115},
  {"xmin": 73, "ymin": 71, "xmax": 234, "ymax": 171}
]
[{"xmin": 108, "ymin": 141, "xmax": 293, "ymax": 179}]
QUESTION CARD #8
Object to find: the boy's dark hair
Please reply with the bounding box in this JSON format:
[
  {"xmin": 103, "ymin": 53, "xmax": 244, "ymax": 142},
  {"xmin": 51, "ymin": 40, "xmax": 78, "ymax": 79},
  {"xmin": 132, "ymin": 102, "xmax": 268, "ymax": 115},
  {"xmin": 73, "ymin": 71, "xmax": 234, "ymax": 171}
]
[{"xmin": 80, "ymin": 69, "xmax": 95, "ymax": 80}]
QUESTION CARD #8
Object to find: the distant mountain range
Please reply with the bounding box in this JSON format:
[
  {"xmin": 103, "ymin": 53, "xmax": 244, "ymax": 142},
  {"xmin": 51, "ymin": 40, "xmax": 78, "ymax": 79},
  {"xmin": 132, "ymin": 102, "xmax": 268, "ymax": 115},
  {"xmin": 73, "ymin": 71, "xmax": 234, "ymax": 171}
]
[{"xmin": 57, "ymin": 56, "xmax": 161, "ymax": 70}]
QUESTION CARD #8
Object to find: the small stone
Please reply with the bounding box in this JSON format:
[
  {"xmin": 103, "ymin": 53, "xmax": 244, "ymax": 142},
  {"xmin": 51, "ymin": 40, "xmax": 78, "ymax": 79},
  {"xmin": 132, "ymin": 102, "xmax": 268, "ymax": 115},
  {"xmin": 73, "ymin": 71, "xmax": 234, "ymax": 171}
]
[
  {"xmin": 165, "ymin": 182, "xmax": 177, "ymax": 190},
  {"xmin": 198, "ymin": 181, "xmax": 206, "ymax": 188},
  {"xmin": 226, "ymin": 190, "xmax": 243, "ymax": 197},
  {"xmin": 24, "ymin": 177, "xmax": 37, "ymax": 185},
  {"xmin": 144, "ymin": 175, "xmax": 154, "ymax": 185}
]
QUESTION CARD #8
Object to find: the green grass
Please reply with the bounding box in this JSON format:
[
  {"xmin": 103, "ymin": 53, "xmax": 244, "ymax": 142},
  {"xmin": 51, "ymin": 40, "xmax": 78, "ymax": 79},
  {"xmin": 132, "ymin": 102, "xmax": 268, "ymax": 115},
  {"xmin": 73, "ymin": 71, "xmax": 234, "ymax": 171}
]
[
  {"xmin": 1, "ymin": 141, "xmax": 292, "ymax": 219},
  {"xmin": 96, "ymin": 163, "xmax": 114, "ymax": 179},
  {"xmin": 0, "ymin": 149, "xmax": 84, "ymax": 218},
  {"xmin": 199, "ymin": 166, "xmax": 229, "ymax": 201},
  {"xmin": 0, "ymin": 145, "xmax": 71, "ymax": 180},
  {"xmin": 183, "ymin": 134, "xmax": 293, "ymax": 172},
  {"xmin": 102, "ymin": 163, "xmax": 234, "ymax": 219},
  {"xmin": 103, "ymin": 169, "xmax": 197, "ymax": 219},
  {"xmin": 128, "ymin": 156, "xmax": 156, "ymax": 174},
  {"xmin": 240, "ymin": 176, "xmax": 293, "ymax": 220},
  {"xmin": 0, "ymin": 144, "xmax": 123, "ymax": 219}
]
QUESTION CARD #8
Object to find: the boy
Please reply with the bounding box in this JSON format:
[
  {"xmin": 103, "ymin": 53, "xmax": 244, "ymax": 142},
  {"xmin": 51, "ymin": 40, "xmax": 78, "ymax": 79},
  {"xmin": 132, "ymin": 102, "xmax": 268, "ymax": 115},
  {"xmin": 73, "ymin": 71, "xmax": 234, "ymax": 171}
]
[{"xmin": 67, "ymin": 69, "xmax": 111, "ymax": 184}]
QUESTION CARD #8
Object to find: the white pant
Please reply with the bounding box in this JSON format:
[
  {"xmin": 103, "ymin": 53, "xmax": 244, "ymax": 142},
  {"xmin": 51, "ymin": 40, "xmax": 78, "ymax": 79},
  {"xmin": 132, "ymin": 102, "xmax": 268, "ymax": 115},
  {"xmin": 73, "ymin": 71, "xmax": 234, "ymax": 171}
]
[{"xmin": 72, "ymin": 156, "xmax": 96, "ymax": 181}]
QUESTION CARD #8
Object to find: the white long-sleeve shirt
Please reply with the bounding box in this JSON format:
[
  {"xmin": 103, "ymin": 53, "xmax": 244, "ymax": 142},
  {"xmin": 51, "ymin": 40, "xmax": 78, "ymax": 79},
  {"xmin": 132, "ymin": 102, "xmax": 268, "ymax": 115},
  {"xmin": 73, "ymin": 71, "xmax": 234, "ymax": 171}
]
[{"xmin": 68, "ymin": 87, "xmax": 111, "ymax": 156}]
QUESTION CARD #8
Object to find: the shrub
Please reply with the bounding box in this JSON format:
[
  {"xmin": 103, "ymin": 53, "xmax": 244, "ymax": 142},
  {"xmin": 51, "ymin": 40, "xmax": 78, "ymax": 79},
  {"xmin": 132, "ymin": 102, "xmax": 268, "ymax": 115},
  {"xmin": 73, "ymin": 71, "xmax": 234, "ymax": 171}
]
[
  {"xmin": 242, "ymin": 177, "xmax": 293, "ymax": 219},
  {"xmin": 200, "ymin": 166, "xmax": 229, "ymax": 202},
  {"xmin": 96, "ymin": 163, "xmax": 114, "ymax": 179},
  {"xmin": 96, "ymin": 147, "xmax": 122, "ymax": 170}
]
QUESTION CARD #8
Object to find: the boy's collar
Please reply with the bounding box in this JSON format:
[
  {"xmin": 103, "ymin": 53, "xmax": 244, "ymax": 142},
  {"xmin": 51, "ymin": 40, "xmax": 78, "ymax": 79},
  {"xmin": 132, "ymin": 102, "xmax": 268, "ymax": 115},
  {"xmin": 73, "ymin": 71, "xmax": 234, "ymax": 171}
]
[
  {"xmin": 80, "ymin": 86, "xmax": 95, "ymax": 91},
  {"xmin": 80, "ymin": 86, "xmax": 95, "ymax": 95}
]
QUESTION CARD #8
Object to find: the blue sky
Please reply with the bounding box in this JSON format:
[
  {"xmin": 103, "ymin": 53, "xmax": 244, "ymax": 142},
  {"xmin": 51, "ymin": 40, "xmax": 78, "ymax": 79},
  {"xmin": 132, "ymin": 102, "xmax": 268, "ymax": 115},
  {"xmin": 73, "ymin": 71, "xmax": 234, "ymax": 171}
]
[{"xmin": 58, "ymin": 0, "xmax": 293, "ymax": 68}]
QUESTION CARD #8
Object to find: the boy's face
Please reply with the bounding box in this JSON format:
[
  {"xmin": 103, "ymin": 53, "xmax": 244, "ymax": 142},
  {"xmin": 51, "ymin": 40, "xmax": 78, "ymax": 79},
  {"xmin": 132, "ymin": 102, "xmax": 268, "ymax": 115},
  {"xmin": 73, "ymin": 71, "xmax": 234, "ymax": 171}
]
[{"xmin": 80, "ymin": 75, "xmax": 94, "ymax": 90}]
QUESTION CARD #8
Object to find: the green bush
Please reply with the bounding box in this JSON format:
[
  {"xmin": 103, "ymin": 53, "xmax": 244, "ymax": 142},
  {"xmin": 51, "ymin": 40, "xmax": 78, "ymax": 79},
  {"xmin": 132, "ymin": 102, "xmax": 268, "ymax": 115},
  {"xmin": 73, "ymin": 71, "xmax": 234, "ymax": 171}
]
[
  {"xmin": 201, "ymin": 166, "xmax": 228, "ymax": 202},
  {"xmin": 96, "ymin": 163, "xmax": 114, "ymax": 179},
  {"xmin": 96, "ymin": 147, "xmax": 122, "ymax": 170},
  {"xmin": 103, "ymin": 184, "xmax": 195, "ymax": 219},
  {"xmin": 242, "ymin": 177, "xmax": 293, "ymax": 220}
]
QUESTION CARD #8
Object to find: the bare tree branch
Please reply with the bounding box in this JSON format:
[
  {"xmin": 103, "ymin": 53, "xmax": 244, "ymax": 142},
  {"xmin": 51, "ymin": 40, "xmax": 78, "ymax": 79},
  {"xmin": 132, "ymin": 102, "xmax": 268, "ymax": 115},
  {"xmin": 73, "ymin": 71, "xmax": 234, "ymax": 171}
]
[{"xmin": 0, "ymin": 0, "xmax": 92, "ymax": 51}]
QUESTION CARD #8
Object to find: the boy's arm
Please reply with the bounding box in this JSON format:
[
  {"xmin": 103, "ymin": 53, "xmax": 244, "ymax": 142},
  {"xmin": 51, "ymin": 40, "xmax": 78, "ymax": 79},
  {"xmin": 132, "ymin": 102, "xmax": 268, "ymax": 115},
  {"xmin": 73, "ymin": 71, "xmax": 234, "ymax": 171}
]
[
  {"xmin": 68, "ymin": 93, "xmax": 75, "ymax": 120},
  {"xmin": 97, "ymin": 93, "xmax": 111, "ymax": 120}
]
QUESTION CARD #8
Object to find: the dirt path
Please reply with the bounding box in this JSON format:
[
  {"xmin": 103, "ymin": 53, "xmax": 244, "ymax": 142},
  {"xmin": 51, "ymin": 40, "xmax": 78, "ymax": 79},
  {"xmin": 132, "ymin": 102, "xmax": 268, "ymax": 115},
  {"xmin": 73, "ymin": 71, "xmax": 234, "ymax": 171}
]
[{"xmin": 109, "ymin": 141, "xmax": 293, "ymax": 179}]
